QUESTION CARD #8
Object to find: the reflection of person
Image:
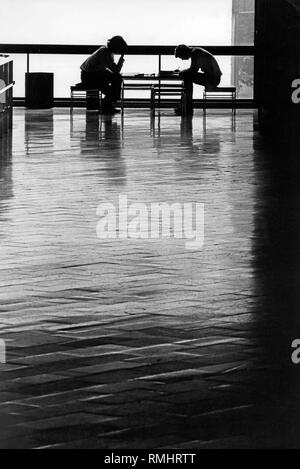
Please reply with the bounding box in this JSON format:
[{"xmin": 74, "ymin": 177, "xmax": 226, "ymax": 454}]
[
  {"xmin": 175, "ymin": 45, "xmax": 222, "ymax": 115},
  {"xmin": 80, "ymin": 36, "xmax": 127, "ymax": 114},
  {"xmin": 79, "ymin": 113, "xmax": 127, "ymax": 186}
]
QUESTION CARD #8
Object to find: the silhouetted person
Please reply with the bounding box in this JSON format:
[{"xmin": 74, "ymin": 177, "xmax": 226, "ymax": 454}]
[
  {"xmin": 175, "ymin": 45, "xmax": 222, "ymax": 115},
  {"xmin": 80, "ymin": 36, "xmax": 127, "ymax": 114}
]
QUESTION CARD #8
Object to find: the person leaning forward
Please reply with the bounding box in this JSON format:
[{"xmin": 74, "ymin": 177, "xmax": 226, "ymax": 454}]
[
  {"xmin": 80, "ymin": 36, "xmax": 127, "ymax": 114},
  {"xmin": 175, "ymin": 44, "xmax": 222, "ymax": 115}
]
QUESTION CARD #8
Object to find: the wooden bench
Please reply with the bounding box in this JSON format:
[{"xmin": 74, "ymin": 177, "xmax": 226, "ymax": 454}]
[
  {"xmin": 203, "ymin": 86, "xmax": 237, "ymax": 115},
  {"xmin": 70, "ymin": 85, "xmax": 103, "ymax": 112}
]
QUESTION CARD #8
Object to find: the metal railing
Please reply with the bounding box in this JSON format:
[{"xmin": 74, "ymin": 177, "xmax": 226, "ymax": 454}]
[
  {"xmin": 0, "ymin": 44, "xmax": 255, "ymax": 104},
  {"xmin": 0, "ymin": 45, "xmax": 254, "ymax": 67}
]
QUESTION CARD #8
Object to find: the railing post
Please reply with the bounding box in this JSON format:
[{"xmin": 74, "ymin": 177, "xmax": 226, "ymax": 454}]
[
  {"xmin": 0, "ymin": 44, "xmax": 255, "ymax": 102},
  {"xmin": 158, "ymin": 54, "xmax": 161, "ymax": 108},
  {"xmin": 9, "ymin": 60, "xmax": 13, "ymax": 128}
]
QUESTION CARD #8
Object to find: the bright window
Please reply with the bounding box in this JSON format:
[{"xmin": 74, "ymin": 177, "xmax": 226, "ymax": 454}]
[{"xmin": 0, "ymin": 0, "xmax": 255, "ymax": 98}]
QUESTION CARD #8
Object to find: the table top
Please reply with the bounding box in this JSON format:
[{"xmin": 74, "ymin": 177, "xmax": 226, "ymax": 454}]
[{"xmin": 123, "ymin": 73, "xmax": 181, "ymax": 81}]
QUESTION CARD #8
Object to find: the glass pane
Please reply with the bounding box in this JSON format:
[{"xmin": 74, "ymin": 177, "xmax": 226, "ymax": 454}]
[
  {"xmin": 29, "ymin": 55, "xmax": 87, "ymax": 98},
  {"xmin": 232, "ymin": 0, "xmax": 255, "ymax": 45},
  {"xmin": 232, "ymin": 55, "xmax": 254, "ymax": 98},
  {"xmin": 7, "ymin": 54, "xmax": 27, "ymax": 98},
  {"xmin": 1, "ymin": 0, "xmax": 254, "ymax": 46},
  {"xmin": 162, "ymin": 55, "xmax": 254, "ymax": 99},
  {"xmin": 1, "ymin": 0, "xmax": 255, "ymax": 98},
  {"xmin": 11, "ymin": 54, "xmax": 253, "ymax": 99},
  {"xmin": 28, "ymin": 54, "xmax": 159, "ymax": 98}
]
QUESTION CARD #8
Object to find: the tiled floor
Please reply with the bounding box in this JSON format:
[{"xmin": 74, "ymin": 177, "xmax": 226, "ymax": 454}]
[{"xmin": 0, "ymin": 108, "xmax": 300, "ymax": 448}]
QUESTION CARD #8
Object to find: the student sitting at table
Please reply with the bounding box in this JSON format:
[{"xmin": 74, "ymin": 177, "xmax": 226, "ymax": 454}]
[
  {"xmin": 80, "ymin": 36, "xmax": 127, "ymax": 114},
  {"xmin": 174, "ymin": 44, "xmax": 222, "ymax": 115}
]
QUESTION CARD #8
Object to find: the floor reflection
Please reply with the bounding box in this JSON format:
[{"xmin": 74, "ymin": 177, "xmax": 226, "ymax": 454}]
[
  {"xmin": 0, "ymin": 132, "xmax": 13, "ymax": 221},
  {"xmin": 25, "ymin": 110, "xmax": 54, "ymax": 157},
  {"xmin": 79, "ymin": 112, "xmax": 127, "ymax": 186},
  {"xmin": 181, "ymin": 116, "xmax": 223, "ymax": 156},
  {"xmin": 1, "ymin": 109, "xmax": 300, "ymax": 448}
]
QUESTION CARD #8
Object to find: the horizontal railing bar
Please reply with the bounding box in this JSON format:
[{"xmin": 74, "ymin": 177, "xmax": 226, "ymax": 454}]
[{"xmin": 0, "ymin": 44, "xmax": 254, "ymax": 56}]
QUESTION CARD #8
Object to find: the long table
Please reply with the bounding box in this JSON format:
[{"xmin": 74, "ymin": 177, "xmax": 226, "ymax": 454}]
[
  {"xmin": 121, "ymin": 73, "xmax": 184, "ymax": 108},
  {"xmin": 123, "ymin": 73, "xmax": 181, "ymax": 80}
]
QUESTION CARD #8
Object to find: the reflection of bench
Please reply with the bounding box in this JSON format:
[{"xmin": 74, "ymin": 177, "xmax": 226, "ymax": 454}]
[
  {"xmin": 70, "ymin": 84, "xmax": 103, "ymax": 112},
  {"xmin": 150, "ymin": 84, "xmax": 187, "ymax": 116},
  {"xmin": 203, "ymin": 86, "xmax": 237, "ymax": 115}
]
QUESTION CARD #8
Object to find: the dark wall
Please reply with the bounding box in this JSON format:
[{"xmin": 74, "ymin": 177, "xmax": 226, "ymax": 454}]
[{"xmin": 255, "ymin": 0, "xmax": 300, "ymax": 132}]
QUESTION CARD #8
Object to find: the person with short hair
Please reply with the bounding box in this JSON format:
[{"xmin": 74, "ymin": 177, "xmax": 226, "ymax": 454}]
[
  {"xmin": 175, "ymin": 44, "xmax": 222, "ymax": 115},
  {"xmin": 80, "ymin": 36, "xmax": 127, "ymax": 113}
]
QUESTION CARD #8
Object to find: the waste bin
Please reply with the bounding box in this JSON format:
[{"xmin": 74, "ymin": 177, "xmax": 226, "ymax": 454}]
[{"xmin": 25, "ymin": 72, "xmax": 54, "ymax": 109}]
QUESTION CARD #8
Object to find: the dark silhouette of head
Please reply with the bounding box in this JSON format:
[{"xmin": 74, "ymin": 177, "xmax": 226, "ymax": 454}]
[
  {"xmin": 175, "ymin": 44, "xmax": 192, "ymax": 60},
  {"xmin": 107, "ymin": 36, "xmax": 128, "ymax": 54}
]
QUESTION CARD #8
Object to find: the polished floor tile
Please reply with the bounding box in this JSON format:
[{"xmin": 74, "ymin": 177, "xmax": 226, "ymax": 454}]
[{"xmin": 0, "ymin": 108, "xmax": 299, "ymax": 448}]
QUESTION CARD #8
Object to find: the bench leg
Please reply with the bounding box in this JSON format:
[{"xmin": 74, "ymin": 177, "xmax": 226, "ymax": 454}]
[
  {"xmin": 181, "ymin": 91, "xmax": 187, "ymax": 117},
  {"xmin": 86, "ymin": 90, "xmax": 99, "ymax": 111},
  {"xmin": 70, "ymin": 90, "xmax": 73, "ymax": 114},
  {"xmin": 121, "ymin": 83, "xmax": 125, "ymax": 113},
  {"xmin": 150, "ymin": 87, "xmax": 155, "ymax": 116},
  {"xmin": 233, "ymin": 91, "xmax": 237, "ymax": 117},
  {"xmin": 203, "ymin": 91, "xmax": 207, "ymax": 117},
  {"xmin": 98, "ymin": 91, "xmax": 103, "ymax": 113}
]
